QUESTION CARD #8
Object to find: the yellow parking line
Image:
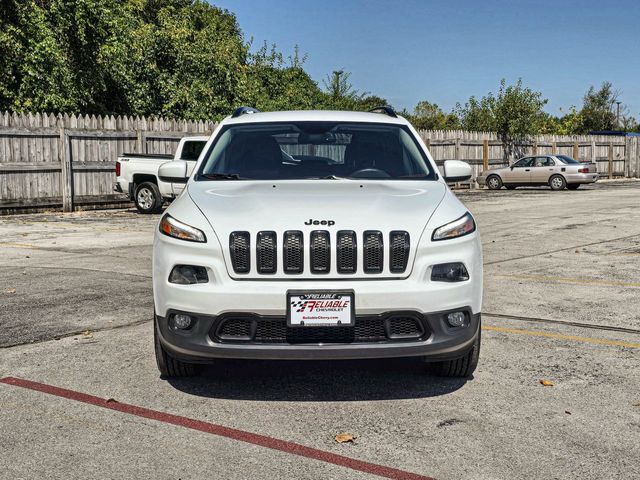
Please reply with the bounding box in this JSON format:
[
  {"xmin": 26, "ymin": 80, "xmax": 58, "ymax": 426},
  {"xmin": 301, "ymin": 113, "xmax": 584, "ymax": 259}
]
[
  {"xmin": 491, "ymin": 273, "xmax": 640, "ymax": 288},
  {"xmin": 483, "ymin": 325, "xmax": 640, "ymax": 349},
  {"xmin": 0, "ymin": 242, "xmax": 35, "ymax": 249}
]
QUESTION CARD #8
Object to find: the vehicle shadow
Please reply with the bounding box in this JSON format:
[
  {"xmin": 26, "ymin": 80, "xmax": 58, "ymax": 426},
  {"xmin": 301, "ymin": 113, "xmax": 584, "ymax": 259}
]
[{"xmin": 167, "ymin": 358, "xmax": 469, "ymax": 401}]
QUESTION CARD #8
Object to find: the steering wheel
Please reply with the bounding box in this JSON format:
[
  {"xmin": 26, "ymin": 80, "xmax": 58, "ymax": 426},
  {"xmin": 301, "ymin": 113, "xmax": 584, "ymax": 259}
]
[{"xmin": 349, "ymin": 168, "xmax": 391, "ymax": 178}]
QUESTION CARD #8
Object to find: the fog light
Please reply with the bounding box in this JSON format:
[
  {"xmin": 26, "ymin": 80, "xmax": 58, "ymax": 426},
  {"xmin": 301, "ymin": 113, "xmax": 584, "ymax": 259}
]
[
  {"xmin": 446, "ymin": 311, "xmax": 466, "ymax": 327},
  {"xmin": 172, "ymin": 314, "xmax": 193, "ymax": 330},
  {"xmin": 431, "ymin": 263, "xmax": 469, "ymax": 282},
  {"xmin": 169, "ymin": 265, "xmax": 208, "ymax": 284}
]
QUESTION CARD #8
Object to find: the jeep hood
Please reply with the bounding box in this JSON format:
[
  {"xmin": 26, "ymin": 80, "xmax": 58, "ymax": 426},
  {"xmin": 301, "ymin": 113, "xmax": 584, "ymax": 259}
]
[{"xmin": 188, "ymin": 180, "xmax": 446, "ymax": 279}]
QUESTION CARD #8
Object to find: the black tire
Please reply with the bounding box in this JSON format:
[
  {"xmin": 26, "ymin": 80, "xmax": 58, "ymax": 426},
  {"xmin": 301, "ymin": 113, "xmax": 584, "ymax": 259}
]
[
  {"xmin": 549, "ymin": 175, "xmax": 566, "ymax": 191},
  {"xmin": 429, "ymin": 329, "xmax": 481, "ymax": 378},
  {"xmin": 135, "ymin": 181, "xmax": 163, "ymax": 214},
  {"xmin": 154, "ymin": 320, "xmax": 198, "ymax": 378},
  {"xmin": 567, "ymin": 183, "xmax": 580, "ymax": 190},
  {"xmin": 486, "ymin": 175, "xmax": 503, "ymax": 190},
  {"xmin": 505, "ymin": 185, "xmax": 517, "ymax": 190}
]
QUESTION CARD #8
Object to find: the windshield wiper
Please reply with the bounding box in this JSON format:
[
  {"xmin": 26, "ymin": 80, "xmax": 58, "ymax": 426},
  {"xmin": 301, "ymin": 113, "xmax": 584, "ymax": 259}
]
[
  {"xmin": 201, "ymin": 173, "xmax": 243, "ymax": 180},
  {"xmin": 308, "ymin": 175, "xmax": 347, "ymax": 180}
]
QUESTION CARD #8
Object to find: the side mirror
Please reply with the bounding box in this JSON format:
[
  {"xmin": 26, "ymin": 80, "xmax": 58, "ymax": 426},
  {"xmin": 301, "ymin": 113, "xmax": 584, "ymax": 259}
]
[
  {"xmin": 158, "ymin": 160, "xmax": 189, "ymax": 184},
  {"xmin": 443, "ymin": 160, "xmax": 472, "ymax": 183},
  {"xmin": 510, "ymin": 166, "xmax": 515, "ymax": 170}
]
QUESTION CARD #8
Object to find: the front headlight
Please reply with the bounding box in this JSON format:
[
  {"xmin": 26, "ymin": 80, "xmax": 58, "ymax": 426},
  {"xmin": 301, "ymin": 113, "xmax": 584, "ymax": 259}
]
[
  {"xmin": 159, "ymin": 214, "xmax": 207, "ymax": 242},
  {"xmin": 432, "ymin": 212, "xmax": 476, "ymax": 241}
]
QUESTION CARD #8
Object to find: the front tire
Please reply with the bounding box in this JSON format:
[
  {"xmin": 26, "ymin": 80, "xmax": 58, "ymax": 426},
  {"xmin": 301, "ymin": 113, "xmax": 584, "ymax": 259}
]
[
  {"xmin": 486, "ymin": 175, "xmax": 503, "ymax": 190},
  {"xmin": 567, "ymin": 183, "xmax": 580, "ymax": 190},
  {"xmin": 154, "ymin": 320, "xmax": 199, "ymax": 378},
  {"xmin": 549, "ymin": 175, "xmax": 566, "ymax": 191},
  {"xmin": 429, "ymin": 330, "xmax": 481, "ymax": 378},
  {"xmin": 135, "ymin": 182, "xmax": 163, "ymax": 214}
]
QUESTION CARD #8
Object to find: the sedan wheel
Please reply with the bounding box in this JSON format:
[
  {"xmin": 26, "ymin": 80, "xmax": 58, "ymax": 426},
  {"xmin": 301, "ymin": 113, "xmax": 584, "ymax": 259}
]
[
  {"xmin": 549, "ymin": 175, "xmax": 566, "ymax": 191},
  {"xmin": 487, "ymin": 175, "xmax": 502, "ymax": 190}
]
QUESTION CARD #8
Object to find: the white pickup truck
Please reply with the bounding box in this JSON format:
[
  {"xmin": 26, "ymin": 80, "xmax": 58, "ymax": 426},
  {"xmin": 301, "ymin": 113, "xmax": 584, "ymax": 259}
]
[{"xmin": 114, "ymin": 136, "xmax": 208, "ymax": 213}]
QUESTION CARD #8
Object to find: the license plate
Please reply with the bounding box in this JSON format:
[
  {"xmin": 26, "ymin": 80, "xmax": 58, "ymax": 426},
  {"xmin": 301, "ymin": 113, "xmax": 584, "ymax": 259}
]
[{"xmin": 287, "ymin": 291, "xmax": 355, "ymax": 327}]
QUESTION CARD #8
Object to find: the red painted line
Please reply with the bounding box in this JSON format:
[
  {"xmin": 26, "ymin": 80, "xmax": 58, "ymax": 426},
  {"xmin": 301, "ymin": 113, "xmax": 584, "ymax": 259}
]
[{"xmin": 1, "ymin": 377, "xmax": 434, "ymax": 480}]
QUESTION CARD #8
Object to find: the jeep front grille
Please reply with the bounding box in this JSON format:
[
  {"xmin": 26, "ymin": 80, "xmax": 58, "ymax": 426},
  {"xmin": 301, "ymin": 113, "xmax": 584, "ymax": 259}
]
[{"xmin": 229, "ymin": 229, "xmax": 409, "ymax": 275}]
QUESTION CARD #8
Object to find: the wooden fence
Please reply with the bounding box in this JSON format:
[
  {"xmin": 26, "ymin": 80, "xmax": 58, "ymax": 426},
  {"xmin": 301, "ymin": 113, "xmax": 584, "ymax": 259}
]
[{"xmin": 1, "ymin": 111, "xmax": 639, "ymax": 213}]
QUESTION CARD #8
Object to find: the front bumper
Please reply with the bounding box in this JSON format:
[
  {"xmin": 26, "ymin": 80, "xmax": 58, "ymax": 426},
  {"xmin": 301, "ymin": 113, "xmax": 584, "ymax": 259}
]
[{"xmin": 156, "ymin": 309, "xmax": 481, "ymax": 361}]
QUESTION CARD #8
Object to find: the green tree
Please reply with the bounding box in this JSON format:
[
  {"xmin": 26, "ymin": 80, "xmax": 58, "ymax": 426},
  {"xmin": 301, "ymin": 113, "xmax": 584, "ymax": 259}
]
[
  {"xmin": 406, "ymin": 100, "xmax": 460, "ymax": 130},
  {"xmin": 579, "ymin": 82, "xmax": 619, "ymax": 132},
  {"xmin": 456, "ymin": 79, "xmax": 547, "ymax": 160},
  {"xmin": 241, "ymin": 42, "xmax": 324, "ymax": 112}
]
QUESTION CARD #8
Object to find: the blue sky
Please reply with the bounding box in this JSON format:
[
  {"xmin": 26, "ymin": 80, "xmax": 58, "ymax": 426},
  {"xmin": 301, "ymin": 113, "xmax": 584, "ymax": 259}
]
[{"xmin": 212, "ymin": 0, "xmax": 640, "ymax": 116}]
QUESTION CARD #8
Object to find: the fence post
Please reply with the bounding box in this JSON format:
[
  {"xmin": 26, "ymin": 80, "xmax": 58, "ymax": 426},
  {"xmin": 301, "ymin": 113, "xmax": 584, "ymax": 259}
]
[
  {"xmin": 532, "ymin": 140, "xmax": 538, "ymax": 155},
  {"xmin": 58, "ymin": 124, "xmax": 74, "ymax": 212},
  {"xmin": 573, "ymin": 141, "xmax": 579, "ymax": 161},
  {"xmin": 482, "ymin": 139, "xmax": 489, "ymax": 171},
  {"xmin": 552, "ymin": 142, "xmax": 557, "ymax": 155},
  {"xmin": 591, "ymin": 140, "xmax": 596, "ymax": 163},
  {"xmin": 136, "ymin": 129, "xmax": 144, "ymax": 153},
  {"xmin": 425, "ymin": 138, "xmax": 431, "ymax": 151},
  {"xmin": 455, "ymin": 138, "xmax": 460, "ymax": 160},
  {"xmin": 608, "ymin": 142, "xmax": 613, "ymax": 179}
]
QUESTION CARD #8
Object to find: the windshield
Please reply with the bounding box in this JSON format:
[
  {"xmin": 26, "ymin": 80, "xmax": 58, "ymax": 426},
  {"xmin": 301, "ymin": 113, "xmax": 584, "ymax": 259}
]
[
  {"xmin": 556, "ymin": 155, "xmax": 580, "ymax": 164},
  {"xmin": 197, "ymin": 122, "xmax": 436, "ymax": 180}
]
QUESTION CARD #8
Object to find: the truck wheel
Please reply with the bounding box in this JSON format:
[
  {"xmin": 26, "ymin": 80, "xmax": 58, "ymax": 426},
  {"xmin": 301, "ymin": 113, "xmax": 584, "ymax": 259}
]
[
  {"xmin": 549, "ymin": 175, "xmax": 566, "ymax": 191},
  {"xmin": 429, "ymin": 330, "xmax": 481, "ymax": 378},
  {"xmin": 135, "ymin": 182, "xmax": 163, "ymax": 214},
  {"xmin": 486, "ymin": 175, "xmax": 502, "ymax": 190},
  {"xmin": 567, "ymin": 184, "xmax": 580, "ymax": 190},
  {"xmin": 154, "ymin": 320, "xmax": 198, "ymax": 378}
]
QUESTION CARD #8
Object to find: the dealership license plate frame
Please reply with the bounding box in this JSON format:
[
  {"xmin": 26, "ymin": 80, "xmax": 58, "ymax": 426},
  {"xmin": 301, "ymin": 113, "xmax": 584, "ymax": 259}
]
[{"xmin": 287, "ymin": 290, "xmax": 355, "ymax": 327}]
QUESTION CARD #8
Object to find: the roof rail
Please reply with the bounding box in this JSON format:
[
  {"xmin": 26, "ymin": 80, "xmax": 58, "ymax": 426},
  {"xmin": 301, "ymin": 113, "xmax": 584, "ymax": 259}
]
[
  {"xmin": 368, "ymin": 106, "xmax": 397, "ymax": 118},
  {"xmin": 232, "ymin": 106, "xmax": 261, "ymax": 118}
]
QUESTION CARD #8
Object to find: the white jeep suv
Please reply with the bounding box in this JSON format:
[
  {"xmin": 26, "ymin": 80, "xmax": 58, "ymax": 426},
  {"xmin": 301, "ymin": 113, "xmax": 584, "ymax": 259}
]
[{"xmin": 153, "ymin": 107, "xmax": 482, "ymax": 378}]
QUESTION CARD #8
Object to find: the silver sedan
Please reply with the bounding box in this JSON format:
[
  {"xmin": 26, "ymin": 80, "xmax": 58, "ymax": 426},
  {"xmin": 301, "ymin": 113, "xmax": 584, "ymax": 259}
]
[{"xmin": 477, "ymin": 155, "xmax": 599, "ymax": 191}]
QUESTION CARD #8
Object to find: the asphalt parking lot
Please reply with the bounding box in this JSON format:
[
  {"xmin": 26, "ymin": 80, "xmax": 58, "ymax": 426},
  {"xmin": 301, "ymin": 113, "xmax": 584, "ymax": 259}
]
[{"xmin": 1, "ymin": 180, "xmax": 639, "ymax": 480}]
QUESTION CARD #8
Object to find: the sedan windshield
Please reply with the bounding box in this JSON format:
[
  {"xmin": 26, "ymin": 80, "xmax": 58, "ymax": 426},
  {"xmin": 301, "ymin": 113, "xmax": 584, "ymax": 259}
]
[{"xmin": 197, "ymin": 122, "xmax": 435, "ymax": 180}]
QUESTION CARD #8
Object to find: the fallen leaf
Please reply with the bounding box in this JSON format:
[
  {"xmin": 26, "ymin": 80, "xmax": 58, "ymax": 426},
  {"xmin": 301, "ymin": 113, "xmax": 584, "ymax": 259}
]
[
  {"xmin": 539, "ymin": 379, "xmax": 554, "ymax": 387},
  {"xmin": 105, "ymin": 398, "xmax": 118, "ymax": 404},
  {"xmin": 632, "ymin": 402, "xmax": 640, "ymax": 407},
  {"xmin": 575, "ymin": 250, "xmax": 580, "ymax": 253},
  {"xmin": 5, "ymin": 288, "xmax": 16, "ymax": 294},
  {"xmin": 82, "ymin": 330, "xmax": 92, "ymax": 336},
  {"xmin": 565, "ymin": 410, "xmax": 571, "ymax": 415},
  {"xmin": 335, "ymin": 433, "xmax": 356, "ymax": 444}
]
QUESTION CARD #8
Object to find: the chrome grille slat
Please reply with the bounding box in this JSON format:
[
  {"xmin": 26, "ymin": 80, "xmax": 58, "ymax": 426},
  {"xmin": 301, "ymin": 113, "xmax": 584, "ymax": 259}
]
[
  {"xmin": 283, "ymin": 230, "xmax": 303, "ymax": 274},
  {"xmin": 256, "ymin": 231, "xmax": 277, "ymax": 274},
  {"xmin": 389, "ymin": 231, "xmax": 410, "ymax": 273},
  {"xmin": 336, "ymin": 230, "xmax": 357, "ymax": 273},
  {"xmin": 229, "ymin": 232, "xmax": 250, "ymax": 273},
  {"xmin": 310, "ymin": 230, "xmax": 331, "ymax": 273},
  {"xmin": 363, "ymin": 230, "xmax": 384, "ymax": 273}
]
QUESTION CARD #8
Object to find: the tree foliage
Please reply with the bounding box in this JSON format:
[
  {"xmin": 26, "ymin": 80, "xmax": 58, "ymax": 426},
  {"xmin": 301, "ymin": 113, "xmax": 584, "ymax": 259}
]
[
  {"xmin": 455, "ymin": 79, "xmax": 548, "ymax": 159},
  {"xmin": 1, "ymin": 1, "xmax": 637, "ymax": 134},
  {"xmin": 402, "ymin": 101, "xmax": 460, "ymax": 130}
]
